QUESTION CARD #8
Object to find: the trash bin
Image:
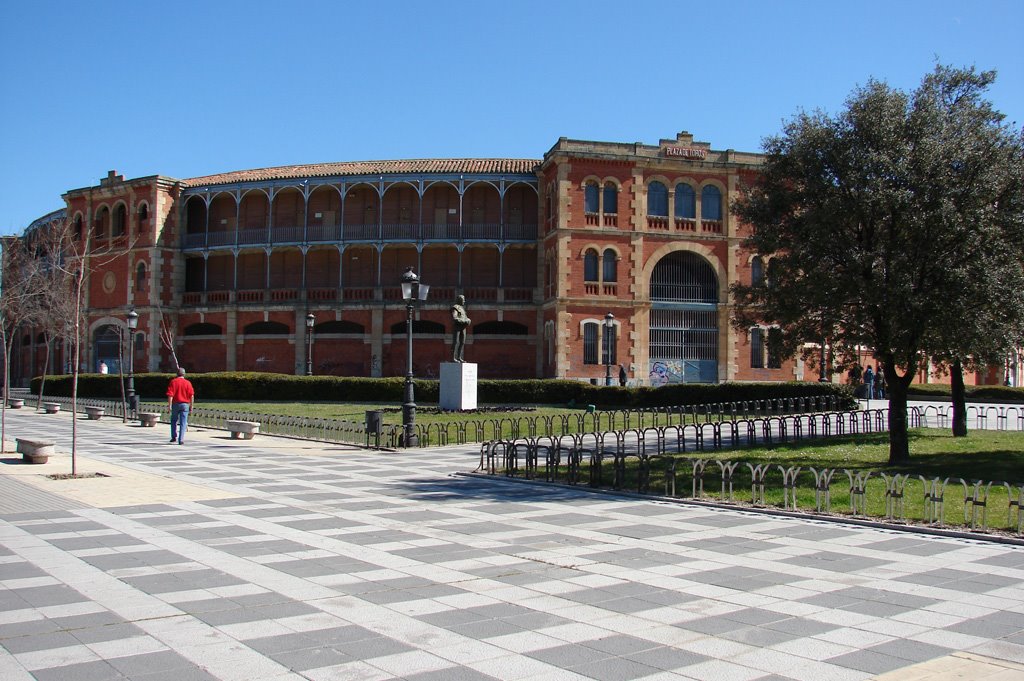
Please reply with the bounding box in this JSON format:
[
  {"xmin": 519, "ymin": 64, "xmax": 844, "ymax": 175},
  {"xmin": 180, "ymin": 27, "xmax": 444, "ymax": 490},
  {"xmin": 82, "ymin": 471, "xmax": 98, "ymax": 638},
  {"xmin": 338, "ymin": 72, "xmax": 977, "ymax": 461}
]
[{"xmin": 365, "ymin": 410, "xmax": 382, "ymax": 434}]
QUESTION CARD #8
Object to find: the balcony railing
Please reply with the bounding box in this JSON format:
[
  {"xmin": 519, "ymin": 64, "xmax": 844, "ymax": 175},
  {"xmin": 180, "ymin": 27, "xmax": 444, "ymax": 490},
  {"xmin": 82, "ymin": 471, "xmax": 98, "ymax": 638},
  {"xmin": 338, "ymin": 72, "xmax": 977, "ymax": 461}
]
[
  {"xmin": 701, "ymin": 219, "xmax": 723, "ymax": 234},
  {"xmin": 647, "ymin": 216, "xmax": 669, "ymax": 230},
  {"xmin": 674, "ymin": 217, "xmax": 697, "ymax": 232},
  {"xmin": 183, "ymin": 222, "xmax": 539, "ymax": 249}
]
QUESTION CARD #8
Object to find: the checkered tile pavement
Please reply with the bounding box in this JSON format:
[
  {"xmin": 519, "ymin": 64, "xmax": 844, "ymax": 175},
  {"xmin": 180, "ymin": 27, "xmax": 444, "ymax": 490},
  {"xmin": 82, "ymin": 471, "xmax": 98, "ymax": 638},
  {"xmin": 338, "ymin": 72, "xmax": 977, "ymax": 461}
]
[{"xmin": 0, "ymin": 409, "xmax": 1022, "ymax": 680}]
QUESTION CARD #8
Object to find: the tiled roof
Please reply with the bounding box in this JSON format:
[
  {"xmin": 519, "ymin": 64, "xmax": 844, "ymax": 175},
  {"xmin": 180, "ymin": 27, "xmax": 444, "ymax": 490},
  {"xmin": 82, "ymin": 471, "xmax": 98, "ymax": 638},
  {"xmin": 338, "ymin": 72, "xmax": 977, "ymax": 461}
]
[{"xmin": 183, "ymin": 158, "xmax": 541, "ymax": 187}]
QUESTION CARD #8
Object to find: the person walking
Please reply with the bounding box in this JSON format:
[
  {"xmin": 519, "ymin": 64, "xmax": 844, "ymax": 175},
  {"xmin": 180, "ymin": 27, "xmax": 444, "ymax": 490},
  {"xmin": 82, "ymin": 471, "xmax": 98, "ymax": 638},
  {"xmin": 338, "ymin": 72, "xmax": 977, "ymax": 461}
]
[{"xmin": 166, "ymin": 367, "xmax": 195, "ymax": 445}]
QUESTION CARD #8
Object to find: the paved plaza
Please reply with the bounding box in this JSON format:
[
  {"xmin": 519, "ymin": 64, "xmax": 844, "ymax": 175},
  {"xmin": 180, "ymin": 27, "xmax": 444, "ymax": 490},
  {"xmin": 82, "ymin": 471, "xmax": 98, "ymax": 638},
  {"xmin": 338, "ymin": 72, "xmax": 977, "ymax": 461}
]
[{"xmin": 0, "ymin": 408, "xmax": 1022, "ymax": 681}]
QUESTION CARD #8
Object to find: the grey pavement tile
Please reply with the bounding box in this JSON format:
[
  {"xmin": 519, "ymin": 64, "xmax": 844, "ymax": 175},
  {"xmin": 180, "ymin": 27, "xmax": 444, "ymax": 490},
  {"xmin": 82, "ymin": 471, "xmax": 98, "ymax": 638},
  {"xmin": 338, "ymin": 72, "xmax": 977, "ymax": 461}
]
[
  {"xmin": 209, "ymin": 539, "xmax": 314, "ymax": 557},
  {"xmin": 501, "ymin": 611, "xmax": 575, "ymax": 631},
  {"xmin": 763, "ymin": 617, "xmax": 838, "ymax": 637},
  {"xmin": 0, "ymin": 617, "xmax": 64, "ymax": 640},
  {"xmin": 602, "ymin": 524, "xmax": 679, "ymax": 539},
  {"xmin": 526, "ymin": 643, "xmax": 614, "ymax": 667},
  {"xmin": 331, "ymin": 635, "xmax": 415, "ymax": 660},
  {"xmin": 231, "ymin": 625, "xmax": 308, "ymax": 652},
  {"xmin": 71, "ymin": 622, "xmax": 147, "ymax": 644},
  {"xmin": 29, "ymin": 659, "xmax": 124, "ymax": 681},
  {"xmin": 972, "ymin": 552, "xmax": 1024, "ymax": 569},
  {"xmin": 9, "ymin": 584, "xmax": 89, "ymax": 608},
  {"xmin": 839, "ymin": 599, "xmax": 915, "ymax": 618},
  {"xmin": 721, "ymin": 625, "xmax": 804, "ymax": 647},
  {"xmin": 266, "ymin": 645, "xmax": 351, "ymax": 671},
  {"xmin": 448, "ymin": 618, "xmax": 526, "ymax": 640},
  {"xmin": 569, "ymin": 656, "xmax": 663, "ymax": 681},
  {"xmin": 580, "ymin": 634, "xmax": 661, "ymax": 656},
  {"xmin": 826, "ymin": 649, "xmax": 909, "ymax": 674},
  {"xmin": 53, "ymin": 612, "xmax": 128, "ymax": 631},
  {"xmin": 277, "ymin": 517, "xmax": 363, "ymax": 531},
  {"xmin": 402, "ymin": 667, "xmax": 500, "ymax": 681},
  {"xmin": 0, "ymin": 629, "xmax": 81, "ymax": 653},
  {"xmin": 945, "ymin": 613, "xmax": 1024, "ymax": 639},
  {"xmin": 0, "ymin": 589, "xmax": 29, "ymax": 610},
  {"xmin": 624, "ymin": 645, "xmax": 711, "ymax": 671},
  {"xmin": 723, "ymin": 608, "xmax": 794, "ymax": 626},
  {"xmin": 865, "ymin": 638, "xmax": 952, "ymax": 663},
  {"xmin": 129, "ymin": 666, "xmax": 220, "ymax": 681},
  {"xmin": 197, "ymin": 601, "xmax": 320, "ymax": 626},
  {"xmin": 130, "ymin": 514, "xmax": 213, "ymax": 527},
  {"xmin": 675, "ymin": 616, "xmax": 749, "ymax": 635},
  {"xmin": 0, "ymin": 561, "xmax": 48, "ymax": 580}
]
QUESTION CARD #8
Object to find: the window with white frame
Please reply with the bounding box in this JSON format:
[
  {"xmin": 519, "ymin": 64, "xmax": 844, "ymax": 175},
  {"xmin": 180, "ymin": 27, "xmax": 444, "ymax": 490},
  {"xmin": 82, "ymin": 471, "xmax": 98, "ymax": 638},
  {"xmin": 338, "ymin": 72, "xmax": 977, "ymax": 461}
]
[{"xmin": 583, "ymin": 322, "xmax": 599, "ymax": 364}]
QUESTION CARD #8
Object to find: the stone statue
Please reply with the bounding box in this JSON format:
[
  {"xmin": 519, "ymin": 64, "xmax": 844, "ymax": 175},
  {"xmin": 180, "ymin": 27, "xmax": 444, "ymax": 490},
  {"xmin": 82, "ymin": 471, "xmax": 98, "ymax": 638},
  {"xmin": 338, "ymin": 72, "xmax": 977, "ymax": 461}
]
[{"xmin": 451, "ymin": 295, "xmax": 471, "ymax": 362}]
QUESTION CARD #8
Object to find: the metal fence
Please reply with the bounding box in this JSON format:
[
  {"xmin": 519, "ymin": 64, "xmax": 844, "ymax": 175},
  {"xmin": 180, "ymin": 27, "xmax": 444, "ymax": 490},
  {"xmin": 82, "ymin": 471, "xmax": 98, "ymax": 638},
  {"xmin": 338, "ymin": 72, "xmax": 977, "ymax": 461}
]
[
  {"xmin": 477, "ymin": 406, "xmax": 1024, "ymax": 536},
  {"xmin": 18, "ymin": 394, "xmax": 846, "ymax": 448}
]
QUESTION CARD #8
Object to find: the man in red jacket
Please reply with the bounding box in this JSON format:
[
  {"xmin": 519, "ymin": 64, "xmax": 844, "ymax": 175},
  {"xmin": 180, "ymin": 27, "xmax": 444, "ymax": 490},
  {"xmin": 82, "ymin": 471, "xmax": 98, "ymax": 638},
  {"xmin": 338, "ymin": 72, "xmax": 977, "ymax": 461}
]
[{"xmin": 166, "ymin": 367, "xmax": 195, "ymax": 445}]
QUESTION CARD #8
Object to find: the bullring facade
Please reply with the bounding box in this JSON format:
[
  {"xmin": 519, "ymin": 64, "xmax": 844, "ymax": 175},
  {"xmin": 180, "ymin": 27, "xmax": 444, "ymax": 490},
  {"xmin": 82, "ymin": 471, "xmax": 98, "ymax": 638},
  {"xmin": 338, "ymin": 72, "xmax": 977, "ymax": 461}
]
[{"xmin": 13, "ymin": 131, "xmax": 818, "ymax": 386}]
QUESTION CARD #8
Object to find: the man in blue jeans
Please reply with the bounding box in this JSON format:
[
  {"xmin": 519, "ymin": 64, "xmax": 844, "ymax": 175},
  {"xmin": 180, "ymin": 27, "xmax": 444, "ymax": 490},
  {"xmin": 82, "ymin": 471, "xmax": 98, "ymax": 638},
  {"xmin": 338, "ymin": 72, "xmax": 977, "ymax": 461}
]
[{"xmin": 166, "ymin": 367, "xmax": 195, "ymax": 444}]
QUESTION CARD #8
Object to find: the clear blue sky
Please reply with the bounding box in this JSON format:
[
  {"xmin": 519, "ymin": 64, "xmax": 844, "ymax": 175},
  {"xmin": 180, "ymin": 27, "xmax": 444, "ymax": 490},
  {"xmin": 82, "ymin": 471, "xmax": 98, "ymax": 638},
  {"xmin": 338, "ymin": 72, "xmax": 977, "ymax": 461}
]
[{"xmin": 1, "ymin": 0, "xmax": 1021, "ymax": 234}]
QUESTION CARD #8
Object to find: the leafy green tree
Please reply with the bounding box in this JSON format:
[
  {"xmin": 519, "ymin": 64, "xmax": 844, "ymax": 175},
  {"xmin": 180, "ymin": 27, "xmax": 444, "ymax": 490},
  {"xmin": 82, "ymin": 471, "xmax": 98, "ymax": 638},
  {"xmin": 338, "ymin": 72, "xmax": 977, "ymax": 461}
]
[{"xmin": 732, "ymin": 65, "xmax": 1024, "ymax": 464}]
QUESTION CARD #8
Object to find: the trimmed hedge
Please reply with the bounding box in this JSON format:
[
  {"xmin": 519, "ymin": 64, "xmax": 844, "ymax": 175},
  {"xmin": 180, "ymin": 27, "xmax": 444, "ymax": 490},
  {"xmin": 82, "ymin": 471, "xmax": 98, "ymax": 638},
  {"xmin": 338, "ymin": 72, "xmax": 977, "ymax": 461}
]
[
  {"xmin": 32, "ymin": 373, "xmax": 855, "ymax": 410},
  {"xmin": 907, "ymin": 383, "xmax": 1024, "ymax": 403}
]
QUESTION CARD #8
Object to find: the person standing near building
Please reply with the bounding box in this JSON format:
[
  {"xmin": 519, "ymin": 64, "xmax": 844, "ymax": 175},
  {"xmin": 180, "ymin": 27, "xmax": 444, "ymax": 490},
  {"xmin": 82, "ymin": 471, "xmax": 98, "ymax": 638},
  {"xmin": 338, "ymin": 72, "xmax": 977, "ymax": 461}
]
[
  {"xmin": 98, "ymin": 361, "xmax": 108, "ymax": 374},
  {"xmin": 863, "ymin": 365, "xmax": 875, "ymax": 399},
  {"xmin": 166, "ymin": 367, "xmax": 195, "ymax": 445}
]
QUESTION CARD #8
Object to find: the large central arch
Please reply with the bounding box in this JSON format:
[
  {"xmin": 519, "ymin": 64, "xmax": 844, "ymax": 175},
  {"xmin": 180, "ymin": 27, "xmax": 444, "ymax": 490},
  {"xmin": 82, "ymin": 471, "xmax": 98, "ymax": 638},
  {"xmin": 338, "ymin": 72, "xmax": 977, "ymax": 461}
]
[{"xmin": 648, "ymin": 251, "xmax": 719, "ymax": 384}]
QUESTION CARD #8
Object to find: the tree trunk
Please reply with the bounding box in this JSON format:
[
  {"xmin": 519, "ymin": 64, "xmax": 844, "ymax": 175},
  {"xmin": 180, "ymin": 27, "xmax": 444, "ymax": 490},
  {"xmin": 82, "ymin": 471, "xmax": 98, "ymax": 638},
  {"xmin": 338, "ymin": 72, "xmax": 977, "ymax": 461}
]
[
  {"xmin": 951, "ymin": 358, "xmax": 968, "ymax": 437},
  {"xmin": 886, "ymin": 364, "xmax": 911, "ymax": 464}
]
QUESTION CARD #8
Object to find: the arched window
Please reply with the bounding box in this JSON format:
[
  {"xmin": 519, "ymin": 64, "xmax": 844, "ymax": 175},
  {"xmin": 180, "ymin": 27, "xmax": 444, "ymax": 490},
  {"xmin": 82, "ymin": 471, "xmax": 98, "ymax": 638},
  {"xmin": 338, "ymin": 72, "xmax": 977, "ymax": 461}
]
[
  {"xmin": 675, "ymin": 184, "xmax": 696, "ymax": 219},
  {"xmin": 243, "ymin": 321, "xmax": 289, "ymax": 335},
  {"xmin": 113, "ymin": 204, "xmax": 127, "ymax": 236},
  {"xmin": 603, "ymin": 183, "xmax": 618, "ymax": 214},
  {"xmin": 136, "ymin": 263, "xmax": 146, "ymax": 291},
  {"xmin": 750, "ymin": 328, "xmax": 765, "ymax": 368},
  {"xmin": 650, "ymin": 251, "xmax": 718, "ymax": 303},
  {"xmin": 138, "ymin": 203, "xmax": 149, "ymax": 222},
  {"xmin": 473, "ymin": 321, "xmax": 528, "ymax": 335},
  {"xmin": 184, "ymin": 323, "xmax": 223, "ymax": 336},
  {"xmin": 583, "ymin": 322, "xmax": 599, "ymax": 365},
  {"xmin": 751, "ymin": 256, "xmax": 764, "ymax": 286},
  {"xmin": 95, "ymin": 207, "xmax": 110, "ymax": 238},
  {"xmin": 648, "ymin": 181, "xmax": 668, "ymax": 217},
  {"xmin": 602, "ymin": 249, "xmax": 617, "ymax": 283},
  {"xmin": 701, "ymin": 186, "xmax": 722, "ymax": 221},
  {"xmin": 315, "ymin": 320, "xmax": 365, "ymax": 334},
  {"xmin": 73, "ymin": 215, "xmax": 83, "ymax": 240},
  {"xmin": 766, "ymin": 259, "xmax": 778, "ymax": 289},
  {"xmin": 584, "ymin": 182, "xmax": 599, "ymax": 213},
  {"xmin": 583, "ymin": 249, "xmax": 599, "ymax": 281}
]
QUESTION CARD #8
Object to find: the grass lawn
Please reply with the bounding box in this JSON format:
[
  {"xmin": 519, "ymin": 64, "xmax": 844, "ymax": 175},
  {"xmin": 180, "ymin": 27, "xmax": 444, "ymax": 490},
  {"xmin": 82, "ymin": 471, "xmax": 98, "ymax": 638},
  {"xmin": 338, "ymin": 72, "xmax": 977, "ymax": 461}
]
[{"xmin": 603, "ymin": 429, "xmax": 1024, "ymax": 532}]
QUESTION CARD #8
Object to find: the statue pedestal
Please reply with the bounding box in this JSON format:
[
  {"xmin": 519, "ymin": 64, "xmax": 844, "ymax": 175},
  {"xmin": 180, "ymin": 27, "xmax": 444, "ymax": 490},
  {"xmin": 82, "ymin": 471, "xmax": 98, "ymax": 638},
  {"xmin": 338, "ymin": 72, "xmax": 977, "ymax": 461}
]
[{"xmin": 440, "ymin": 362, "xmax": 478, "ymax": 411}]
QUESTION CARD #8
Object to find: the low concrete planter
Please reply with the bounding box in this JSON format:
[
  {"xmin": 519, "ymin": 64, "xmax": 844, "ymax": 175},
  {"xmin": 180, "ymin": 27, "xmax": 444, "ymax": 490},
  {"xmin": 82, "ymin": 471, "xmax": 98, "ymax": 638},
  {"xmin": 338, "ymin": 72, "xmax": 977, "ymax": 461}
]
[
  {"xmin": 7, "ymin": 399, "xmax": 24, "ymax": 409},
  {"xmin": 16, "ymin": 438, "xmax": 54, "ymax": 464},
  {"xmin": 139, "ymin": 412, "xmax": 160, "ymax": 427},
  {"xmin": 84, "ymin": 406, "xmax": 105, "ymax": 420},
  {"xmin": 226, "ymin": 420, "xmax": 260, "ymax": 440},
  {"xmin": 42, "ymin": 402, "xmax": 61, "ymax": 414}
]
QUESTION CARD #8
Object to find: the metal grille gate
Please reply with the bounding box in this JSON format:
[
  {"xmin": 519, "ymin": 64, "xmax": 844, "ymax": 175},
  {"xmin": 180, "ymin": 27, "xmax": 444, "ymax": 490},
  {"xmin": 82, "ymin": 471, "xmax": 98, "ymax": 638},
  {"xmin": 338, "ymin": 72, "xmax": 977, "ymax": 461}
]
[{"xmin": 648, "ymin": 252, "xmax": 718, "ymax": 384}]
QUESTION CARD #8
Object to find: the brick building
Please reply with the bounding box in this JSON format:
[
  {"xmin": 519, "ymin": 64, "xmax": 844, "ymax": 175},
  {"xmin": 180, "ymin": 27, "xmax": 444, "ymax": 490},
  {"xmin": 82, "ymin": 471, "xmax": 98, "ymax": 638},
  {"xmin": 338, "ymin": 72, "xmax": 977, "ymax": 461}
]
[{"xmin": 12, "ymin": 131, "xmax": 1014, "ymax": 388}]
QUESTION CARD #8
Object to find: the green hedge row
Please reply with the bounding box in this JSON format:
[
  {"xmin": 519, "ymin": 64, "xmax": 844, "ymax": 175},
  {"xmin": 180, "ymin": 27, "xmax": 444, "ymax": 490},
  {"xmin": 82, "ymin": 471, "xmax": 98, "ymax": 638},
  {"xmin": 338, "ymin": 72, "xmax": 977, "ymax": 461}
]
[
  {"xmin": 32, "ymin": 373, "xmax": 856, "ymax": 410},
  {"xmin": 906, "ymin": 383, "xmax": 1024, "ymax": 402}
]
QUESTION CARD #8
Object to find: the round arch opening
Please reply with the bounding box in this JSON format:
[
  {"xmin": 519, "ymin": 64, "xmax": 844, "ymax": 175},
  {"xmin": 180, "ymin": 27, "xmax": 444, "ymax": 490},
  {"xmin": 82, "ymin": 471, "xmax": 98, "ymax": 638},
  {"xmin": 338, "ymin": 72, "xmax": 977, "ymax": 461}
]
[{"xmin": 648, "ymin": 251, "xmax": 718, "ymax": 384}]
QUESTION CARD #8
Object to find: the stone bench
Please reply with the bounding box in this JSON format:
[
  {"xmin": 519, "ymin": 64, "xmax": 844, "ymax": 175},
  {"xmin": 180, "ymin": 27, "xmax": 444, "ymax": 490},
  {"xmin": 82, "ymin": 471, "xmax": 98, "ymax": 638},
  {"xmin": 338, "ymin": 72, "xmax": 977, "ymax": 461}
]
[
  {"xmin": 42, "ymin": 402, "xmax": 61, "ymax": 414},
  {"xmin": 84, "ymin": 406, "xmax": 105, "ymax": 420},
  {"xmin": 139, "ymin": 412, "xmax": 160, "ymax": 427},
  {"xmin": 8, "ymin": 398, "xmax": 24, "ymax": 409},
  {"xmin": 16, "ymin": 438, "xmax": 54, "ymax": 464},
  {"xmin": 226, "ymin": 420, "xmax": 260, "ymax": 440}
]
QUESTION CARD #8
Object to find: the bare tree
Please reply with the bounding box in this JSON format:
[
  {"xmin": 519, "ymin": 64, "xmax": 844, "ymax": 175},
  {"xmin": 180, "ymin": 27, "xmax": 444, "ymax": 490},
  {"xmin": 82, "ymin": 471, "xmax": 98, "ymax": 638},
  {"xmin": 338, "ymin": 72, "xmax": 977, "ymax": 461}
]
[{"xmin": 0, "ymin": 236, "xmax": 46, "ymax": 452}]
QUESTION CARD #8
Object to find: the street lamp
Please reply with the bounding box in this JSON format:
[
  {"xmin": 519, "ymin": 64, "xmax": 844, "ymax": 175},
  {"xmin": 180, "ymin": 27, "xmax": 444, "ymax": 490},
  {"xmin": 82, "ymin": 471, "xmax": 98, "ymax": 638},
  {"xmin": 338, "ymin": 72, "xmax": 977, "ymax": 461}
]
[
  {"xmin": 305, "ymin": 312, "xmax": 315, "ymax": 376},
  {"xmin": 126, "ymin": 308, "xmax": 138, "ymax": 415},
  {"xmin": 818, "ymin": 337, "xmax": 829, "ymax": 382},
  {"xmin": 603, "ymin": 312, "xmax": 615, "ymax": 386},
  {"xmin": 400, "ymin": 267, "xmax": 429, "ymax": 447}
]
